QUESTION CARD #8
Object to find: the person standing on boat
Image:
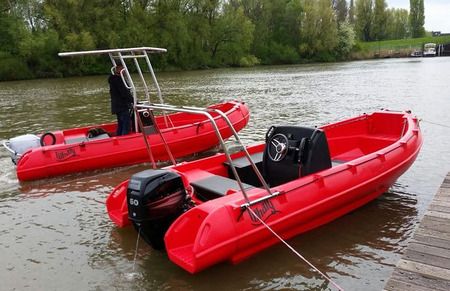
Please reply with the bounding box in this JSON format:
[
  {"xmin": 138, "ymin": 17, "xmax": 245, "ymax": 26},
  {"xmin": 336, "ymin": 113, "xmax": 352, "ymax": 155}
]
[{"xmin": 109, "ymin": 63, "xmax": 133, "ymax": 136}]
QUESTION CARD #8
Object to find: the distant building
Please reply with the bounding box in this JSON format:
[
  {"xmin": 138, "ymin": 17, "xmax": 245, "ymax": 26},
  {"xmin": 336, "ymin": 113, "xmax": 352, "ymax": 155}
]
[{"xmin": 432, "ymin": 31, "xmax": 450, "ymax": 37}]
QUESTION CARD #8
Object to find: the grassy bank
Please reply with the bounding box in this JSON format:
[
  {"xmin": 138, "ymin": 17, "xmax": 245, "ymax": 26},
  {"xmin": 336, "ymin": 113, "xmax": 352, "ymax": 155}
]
[{"xmin": 351, "ymin": 35, "xmax": 450, "ymax": 59}]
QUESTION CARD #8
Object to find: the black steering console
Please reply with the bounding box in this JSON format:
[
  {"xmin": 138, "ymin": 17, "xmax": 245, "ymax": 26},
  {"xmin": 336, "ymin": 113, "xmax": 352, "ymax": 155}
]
[{"xmin": 262, "ymin": 125, "xmax": 331, "ymax": 187}]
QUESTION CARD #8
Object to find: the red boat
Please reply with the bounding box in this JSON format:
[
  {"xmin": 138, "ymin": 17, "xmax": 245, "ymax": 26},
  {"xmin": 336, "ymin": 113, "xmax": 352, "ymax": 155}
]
[
  {"xmin": 2, "ymin": 48, "xmax": 250, "ymax": 181},
  {"xmin": 3, "ymin": 101, "xmax": 249, "ymax": 181},
  {"xmin": 106, "ymin": 110, "xmax": 422, "ymax": 273}
]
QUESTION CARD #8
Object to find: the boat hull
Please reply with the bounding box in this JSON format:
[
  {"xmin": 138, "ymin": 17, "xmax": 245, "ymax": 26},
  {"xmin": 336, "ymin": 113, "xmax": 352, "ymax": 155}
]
[
  {"xmin": 165, "ymin": 111, "xmax": 422, "ymax": 273},
  {"xmin": 107, "ymin": 110, "xmax": 422, "ymax": 273},
  {"xmin": 12, "ymin": 101, "xmax": 249, "ymax": 181}
]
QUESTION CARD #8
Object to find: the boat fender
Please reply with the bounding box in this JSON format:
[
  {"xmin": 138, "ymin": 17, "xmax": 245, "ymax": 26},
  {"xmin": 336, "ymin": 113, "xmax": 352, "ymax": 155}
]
[{"xmin": 40, "ymin": 132, "xmax": 56, "ymax": 146}]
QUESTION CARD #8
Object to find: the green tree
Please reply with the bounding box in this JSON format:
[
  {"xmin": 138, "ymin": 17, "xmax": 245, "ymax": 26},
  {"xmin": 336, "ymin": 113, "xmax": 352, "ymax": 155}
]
[
  {"xmin": 409, "ymin": 0, "xmax": 425, "ymax": 38},
  {"xmin": 336, "ymin": 21, "xmax": 355, "ymax": 59},
  {"xmin": 372, "ymin": 0, "xmax": 387, "ymax": 40},
  {"xmin": 0, "ymin": 3, "xmax": 33, "ymax": 80},
  {"xmin": 385, "ymin": 8, "xmax": 409, "ymax": 39},
  {"xmin": 355, "ymin": 0, "xmax": 373, "ymax": 41},
  {"xmin": 0, "ymin": 0, "xmax": 428, "ymax": 81},
  {"xmin": 238, "ymin": 0, "xmax": 302, "ymax": 64},
  {"xmin": 349, "ymin": 0, "xmax": 355, "ymax": 24},
  {"xmin": 335, "ymin": 0, "xmax": 348, "ymax": 23},
  {"xmin": 299, "ymin": 0, "xmax": 338, "ymax": 61},
  {"xmin": 209, "ymin": 5, "xmax": 254, "ymax": 66},
  {"xmin": 43, "ymin": 0, "xmax": 125, "ymax": 48}
]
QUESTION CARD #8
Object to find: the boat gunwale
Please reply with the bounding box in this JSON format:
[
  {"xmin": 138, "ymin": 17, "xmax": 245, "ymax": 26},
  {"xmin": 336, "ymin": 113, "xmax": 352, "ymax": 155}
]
[
  {"xmin": 13, "ymin": 100, "xmax": 249, "ymax": 180},
  {"xmin": 166, "ymin": 112, "xmax": 422, "ymax": 273},
  {"xmin": 174, "ymin": 111, "xmax": 421, "ymax": 207}
]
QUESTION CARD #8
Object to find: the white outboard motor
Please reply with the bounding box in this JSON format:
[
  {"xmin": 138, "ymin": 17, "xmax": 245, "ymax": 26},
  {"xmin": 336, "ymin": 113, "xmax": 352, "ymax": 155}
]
[{"xmin": 3, "ymin": 134, "xmax": 41, "ymax": 164}]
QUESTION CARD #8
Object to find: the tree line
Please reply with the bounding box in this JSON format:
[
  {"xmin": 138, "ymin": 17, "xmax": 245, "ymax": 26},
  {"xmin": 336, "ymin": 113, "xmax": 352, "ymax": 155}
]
[{"xmin": 0, "ymin": 0, "xmax": 425, "ymax": 81}]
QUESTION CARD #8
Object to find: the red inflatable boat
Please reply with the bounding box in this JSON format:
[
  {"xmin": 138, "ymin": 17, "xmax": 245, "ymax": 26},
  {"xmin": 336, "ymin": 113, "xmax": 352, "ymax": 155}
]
[
  {"xmin": 106, "ymin": 110, "xmax": 422, "ymax": 273},
  {"xmin": 2, "ymin": 48, "xmax": 250, "ymax": 181},
  {"xmin": 3, "ymin": 101, "xmax": 249, "ymax": 181}
]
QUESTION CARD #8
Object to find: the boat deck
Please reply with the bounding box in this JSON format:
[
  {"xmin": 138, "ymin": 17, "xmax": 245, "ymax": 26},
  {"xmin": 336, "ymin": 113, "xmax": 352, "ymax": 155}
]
[{"xmin": 384, "ymin": 172, "xmax": 450, "ymax": 291}]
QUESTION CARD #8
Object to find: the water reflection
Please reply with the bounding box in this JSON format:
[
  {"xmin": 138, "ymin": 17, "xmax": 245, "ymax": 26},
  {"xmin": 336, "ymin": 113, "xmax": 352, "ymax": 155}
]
[{"xmin": 100, "ymin": 183, "xmax": 418, "ymax": 290}]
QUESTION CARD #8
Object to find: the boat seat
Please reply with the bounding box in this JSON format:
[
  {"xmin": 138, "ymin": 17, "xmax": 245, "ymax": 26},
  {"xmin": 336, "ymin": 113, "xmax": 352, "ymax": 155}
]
[
  {"xmin": 223, "ymin": 152, "xmax": 264, "ymax": 187},
  {"xmin": 263, "ymin": 126, "xmax": 332, "ymax": 187},
  {"xmin": 191, "ymin": 174, "xmax": 254, "ymax": 202}
]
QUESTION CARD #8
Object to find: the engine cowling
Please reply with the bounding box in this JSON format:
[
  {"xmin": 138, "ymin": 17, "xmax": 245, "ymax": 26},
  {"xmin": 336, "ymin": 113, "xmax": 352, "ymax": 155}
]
[{"xmin": 127, "ymin": 169, "xmax": 187, "ymax": 249}]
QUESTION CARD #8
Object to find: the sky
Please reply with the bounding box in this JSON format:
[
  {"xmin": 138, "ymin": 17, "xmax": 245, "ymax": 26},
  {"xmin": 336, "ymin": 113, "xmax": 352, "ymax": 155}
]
[{"xmin": 387, "ymin": 0, "xmax": 450, "ymax": 32}]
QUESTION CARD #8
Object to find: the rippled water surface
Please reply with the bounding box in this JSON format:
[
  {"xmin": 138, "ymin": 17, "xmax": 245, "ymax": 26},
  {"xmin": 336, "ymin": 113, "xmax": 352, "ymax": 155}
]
[{"xmin": 1, "ymin": 58, "xmax": 450, "ymax": 290}]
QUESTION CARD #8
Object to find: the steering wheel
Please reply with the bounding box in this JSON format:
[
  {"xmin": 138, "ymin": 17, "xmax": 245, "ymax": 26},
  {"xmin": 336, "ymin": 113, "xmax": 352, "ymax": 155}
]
[{"xmin": 268, "ymin": 133, "xmax": 289, "ymax": 162}]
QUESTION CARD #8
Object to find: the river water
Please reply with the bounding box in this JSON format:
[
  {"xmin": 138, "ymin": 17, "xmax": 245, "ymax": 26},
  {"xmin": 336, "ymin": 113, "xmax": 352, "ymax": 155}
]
[{"xmin": 0, "ymin": 57, "xmax": 449, "ymax": 290}]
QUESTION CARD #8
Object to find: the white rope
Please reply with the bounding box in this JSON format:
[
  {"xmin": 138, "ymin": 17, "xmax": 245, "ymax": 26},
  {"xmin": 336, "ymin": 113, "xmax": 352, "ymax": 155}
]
[
  {"xmin": 246, "ymin": 207, "xmax": 344, "ymax": 291},
  {"xmin": 132, "ymin": 227, "xmax": 141, "ymax": 272},
  {"xmin": 421, "ymin": 119, "xmax": 450, "ymax": 129}
]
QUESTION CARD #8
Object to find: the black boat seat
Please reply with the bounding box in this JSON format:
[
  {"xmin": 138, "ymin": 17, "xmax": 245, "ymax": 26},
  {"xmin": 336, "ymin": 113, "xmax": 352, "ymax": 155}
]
[
  {"xmin": 191, "ymin": 174, "xmax": 254, "ymax": 201},
  {"xmin": 223, "ymin": 152, "xmax": 264, "ymax": 186}
]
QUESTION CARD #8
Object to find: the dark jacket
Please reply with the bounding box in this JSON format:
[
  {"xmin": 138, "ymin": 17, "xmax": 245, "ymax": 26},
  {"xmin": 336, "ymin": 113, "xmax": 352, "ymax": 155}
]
[{"xmin": 108, "ymin": 74, "xmax": 133, "ymax": 114}]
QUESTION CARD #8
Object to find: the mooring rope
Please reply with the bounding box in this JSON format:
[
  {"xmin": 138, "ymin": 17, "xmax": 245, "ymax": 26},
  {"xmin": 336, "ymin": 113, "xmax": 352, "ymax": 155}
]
[
  {"xmin": 246, "ymin": 207, "xmax": 344, "ymax": 291},
  {"xmin": 421, "ymin": 119, "xmax": 450, "ymax": 129},
  {"xmin": 132, "ymin": 227, "xmax": 141, "ymax": 272}
]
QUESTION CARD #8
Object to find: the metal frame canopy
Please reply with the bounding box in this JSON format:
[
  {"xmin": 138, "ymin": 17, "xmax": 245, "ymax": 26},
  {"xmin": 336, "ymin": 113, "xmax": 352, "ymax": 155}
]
[
  {"xmin": 58, "ymin": 47, "xmax": 168, "ymax": 132},
  {"xmin": 58, "ymin": 47, "xmax": 167, "ymax": 57}
]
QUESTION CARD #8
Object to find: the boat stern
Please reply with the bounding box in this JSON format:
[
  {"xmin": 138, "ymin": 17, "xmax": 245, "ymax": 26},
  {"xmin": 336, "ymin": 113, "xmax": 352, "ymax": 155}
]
[{"xmin": 106, "ymin": 180, "xmax": 131, "ymax": 227}]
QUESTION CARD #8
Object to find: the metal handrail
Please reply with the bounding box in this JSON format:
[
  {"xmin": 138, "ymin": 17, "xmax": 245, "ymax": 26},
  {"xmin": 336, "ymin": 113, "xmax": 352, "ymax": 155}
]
[
  {"xmin": 137, "ymin": 103, "xmax": 278, "ymax": 204},
  {"xmin": 142, "ymin": 51, "xmax": 169, "ymax": 127},
  {"xmin": 136, "ymin": 103, "xmax": 259, "ymax": 203},
  {"xmin": 184, "ymin": 105, "xmax": 273, "ymax": 196},
  {"xmin": 132, "ymin": 52, "xmax": 151, "ymax": 101}
]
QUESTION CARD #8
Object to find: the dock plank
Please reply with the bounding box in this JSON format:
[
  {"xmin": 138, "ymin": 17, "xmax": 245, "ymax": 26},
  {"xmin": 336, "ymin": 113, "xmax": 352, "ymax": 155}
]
[
  {"xmin": 418, "ymin": 216, "xmax": 450, "ymax": 234},
  {"xmin": 427, "ymin": 204, "xmax": 450, "ymax": 214},
  {"xmin": 396, "ymin": 259, "xmax": 450, "ymax": 281},
  {"xmin": 407, "ymin": 242, "xmax": 450, "ymax": 259},
  {"xmin": 415, "ymin": 227, "xmax": 450, "ymax": 241},
  {"xmin": 385, "ymin": 269, "xmax": 450, "ymax": 291},
  {"xmin": 412, "ymin": 234, "xmax": 450, "ymax": 250},
  {"xmin": 385, "ymin": 173, "xmax": 450, "ymax": 290},
  {"xmin": 385, "ymin": 278, "xmax": 443, "ymax": 291},
  {"xmin": 424, "ymin": 210, "xmax": 450, "ymax": 220},
  {"xmin": 404, "ymin": 249, "xmax": 450, "ymax": 270}
]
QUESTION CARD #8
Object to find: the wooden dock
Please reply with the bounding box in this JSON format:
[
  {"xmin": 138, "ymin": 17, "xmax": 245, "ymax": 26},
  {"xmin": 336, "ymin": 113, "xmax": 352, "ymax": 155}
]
[{"xmin": 384, "ymin": 172, "xmax": 450, "ymax": 291}]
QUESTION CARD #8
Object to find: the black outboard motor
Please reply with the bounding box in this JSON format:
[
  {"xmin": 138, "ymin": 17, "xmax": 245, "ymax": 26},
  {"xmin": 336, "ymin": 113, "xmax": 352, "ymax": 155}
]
[{"xmin": 127, "ymin": 169, "xmax": 188, "ymax": 249}]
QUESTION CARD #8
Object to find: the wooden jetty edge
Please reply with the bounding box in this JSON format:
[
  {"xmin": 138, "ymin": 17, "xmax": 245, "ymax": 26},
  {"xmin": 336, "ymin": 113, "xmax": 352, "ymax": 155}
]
[{"xmin": 384, "ymin": 172, "xmax": 450, "ymax": 291}]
